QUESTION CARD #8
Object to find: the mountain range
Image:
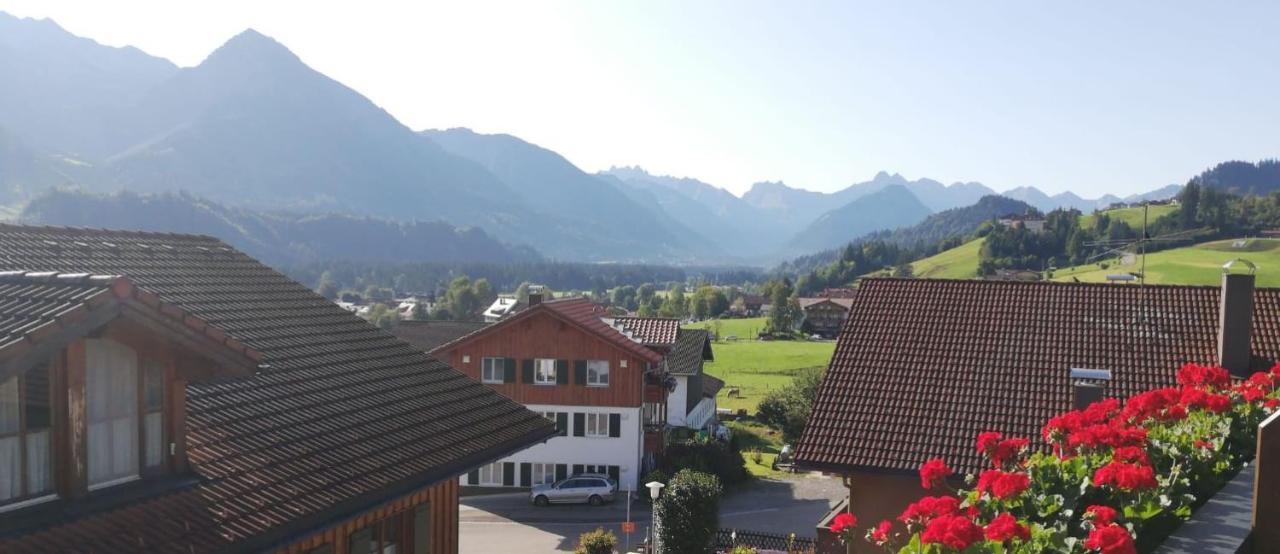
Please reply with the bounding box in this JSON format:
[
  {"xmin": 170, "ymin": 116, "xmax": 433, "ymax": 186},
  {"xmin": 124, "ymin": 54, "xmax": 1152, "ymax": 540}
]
[{"xmin": 0, "ymin": 12, "xmax": 1192, "ymax": 266}]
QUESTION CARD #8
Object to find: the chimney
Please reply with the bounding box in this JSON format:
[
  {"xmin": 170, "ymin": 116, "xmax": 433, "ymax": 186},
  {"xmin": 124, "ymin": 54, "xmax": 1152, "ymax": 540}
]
[
  {"xmin": 1070, "ymin": 368, "xmax": 1111, "ymax": 410},
  {"xmin": 528, "ymin": 286, "xmax": 544, "ymax": 307},
  {"xmin": 1218, "ymin": 264, "xmax": 1256, "ymax": 377}
]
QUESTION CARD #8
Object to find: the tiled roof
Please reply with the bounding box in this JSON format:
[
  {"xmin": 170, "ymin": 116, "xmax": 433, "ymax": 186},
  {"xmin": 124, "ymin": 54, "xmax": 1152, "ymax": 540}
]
[
  {"xmin": 0, "ymin": 225, "xmax": 555, "ymax": 552},
  {"xmin": 611, "ymin": 316, "xmax": 681, "ymax": 346},
  {"xmin": 392, "ymin": 320, "xmax": 490, "ymax": 353},
  {"xmin": 796, "ymin": 277, "xmax": 1280, "ymax": 476},
  {"xmin": 0, "ymin": 271, "xmax": 261, "ymax": 381},
  {"xmin": 434, "ymin": 298, "xmax": 664, "ymax": 364},
  {"xmin": 667, "ymin": 329, "xmax": 713, "ymax": 376},
  {"xmin": 702, "ymin": 373, "xmax": 725, "ymax": 398}
]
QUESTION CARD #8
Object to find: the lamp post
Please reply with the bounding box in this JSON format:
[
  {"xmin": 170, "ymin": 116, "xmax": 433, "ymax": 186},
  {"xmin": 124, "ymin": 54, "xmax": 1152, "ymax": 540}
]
[{"xmin": 646, "ymin": 481, "xmax": 665, "ymax": 554}]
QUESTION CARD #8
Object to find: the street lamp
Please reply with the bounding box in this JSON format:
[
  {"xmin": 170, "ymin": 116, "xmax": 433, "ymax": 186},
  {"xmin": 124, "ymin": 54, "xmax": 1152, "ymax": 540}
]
[{"xmin": 646, "ymin": 482, "xmax": 665, "ymax": 553}]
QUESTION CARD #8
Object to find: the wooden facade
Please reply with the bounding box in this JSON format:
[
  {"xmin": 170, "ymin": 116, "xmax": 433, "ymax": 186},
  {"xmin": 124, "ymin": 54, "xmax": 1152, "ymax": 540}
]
[
  {"xmin": 281, "ymin": 479, "xmax": 459, "ymax": 554},
  {"xmin": 438, "ymin": 312, "xmax": 655, "ymax": 408}
]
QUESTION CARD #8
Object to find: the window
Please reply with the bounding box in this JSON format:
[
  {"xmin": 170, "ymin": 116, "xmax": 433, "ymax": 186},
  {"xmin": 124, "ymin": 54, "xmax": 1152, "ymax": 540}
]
[
  {"xmin": 143, "ymin": 360, "xmax": 164, "ymax": 469},
  {"xmin": 0, "ymin": 364, "xmax": 52, "ymax": 506},
  {"xmin": 481, "ymin": 358, "xmax": 504, "ymax": 384},
  {"xmin": 586, "ymin": 360, "xmax": 609, "ymax": 386},
  {"xmin": 585, "ymin": 413, "xmax": 609, "ymax": 438},
  {"xmin": 348, "ymin": 514, "xmax": 402, "ymax": 554},
  {"xmin": 643, "ymin": 402, "xmax": 663, "ymax": 425},
  {"xmin": 530, "ymin": 462, "xmax": 556, "ymax": 485},
  {"xmin": 478, "ymin": 461, "xmax": 503, "ymax": 486},
  {"xmin": 534, "ymin": 359, "xmax": 557, "ymax": 385},
  {"xmin": 541, "ymin": 411, "xmax": 568, "ymax": 436},
  {"xmin": 86, "ymin": 339, "xmax": 139, "ymax": 488}
]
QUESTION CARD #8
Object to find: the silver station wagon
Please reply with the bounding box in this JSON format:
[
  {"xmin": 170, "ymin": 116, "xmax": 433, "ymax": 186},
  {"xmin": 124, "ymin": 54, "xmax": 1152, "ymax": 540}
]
[{"xmin": 530, "ymin": 474, "xmax": 618, "ymax": 506}]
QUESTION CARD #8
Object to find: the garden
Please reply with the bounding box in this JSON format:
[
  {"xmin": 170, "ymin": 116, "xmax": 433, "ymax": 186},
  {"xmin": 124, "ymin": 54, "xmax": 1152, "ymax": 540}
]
[{"xmin": 829, "ymin": 362, "xmax": 1280, "ymax": 553}]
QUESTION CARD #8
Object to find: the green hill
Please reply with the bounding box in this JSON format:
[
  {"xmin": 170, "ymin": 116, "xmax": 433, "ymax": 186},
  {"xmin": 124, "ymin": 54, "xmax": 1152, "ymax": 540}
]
[
  {"xmin": 910, "ymin": 238, "xmax": 983, "ymax": 278},
  {"xmin": 1051, "ymin": 238, "xmax": 1280, "ymax": 287},
  {"xmin": 1079, "ymin": 204, "xmax": 1176, "ymax": 230}
]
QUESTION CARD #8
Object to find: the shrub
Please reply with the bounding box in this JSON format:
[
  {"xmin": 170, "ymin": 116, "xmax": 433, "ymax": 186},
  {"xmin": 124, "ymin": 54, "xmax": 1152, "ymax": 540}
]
[
  {"xmin": 654, "ymin": 470, "xmax": 723, "ymax": 554},
  {"xmin": 662, "ymin": 441, "xmax": 748, "ymax": 487},
  {"xmin": 756, "ymin": 367, "xmax": 824, "ymax": 443},
  {"xmin": 573, "ymin": 527, "xmax": 617, "ymax": 554},
  {"xmin": 748, "ymin": 447, "xmax": 764, "ymax": 465},
  {"xmin": 844, "ymin": 362, "xmax": 1280, "ymax": 553},
  {"xmin": 731, "ymin": 545, "xmax": 759, "ymax": 554}
]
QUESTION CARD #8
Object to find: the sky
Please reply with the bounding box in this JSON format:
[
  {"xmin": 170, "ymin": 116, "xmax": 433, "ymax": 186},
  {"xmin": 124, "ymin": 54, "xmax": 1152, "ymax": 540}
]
[{"xmin": 2, "ymin": 1, "xmax": 1277, "ymax": 197}]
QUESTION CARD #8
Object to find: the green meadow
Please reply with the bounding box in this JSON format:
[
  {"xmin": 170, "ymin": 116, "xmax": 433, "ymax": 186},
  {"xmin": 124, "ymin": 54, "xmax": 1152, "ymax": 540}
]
[
  {"xmin": 1052, "ymin": 238, "xmax": 1280, "ymax": 287},
  {"xmin": 685, "ymin": 318, "xmax": 836, "ymax": 413}
]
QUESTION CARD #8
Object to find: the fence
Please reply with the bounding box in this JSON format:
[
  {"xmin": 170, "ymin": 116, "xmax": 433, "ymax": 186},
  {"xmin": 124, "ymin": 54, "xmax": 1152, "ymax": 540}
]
[{"xmin": 714, "ymin": 528, "xmax": 816, "ymax": 553}]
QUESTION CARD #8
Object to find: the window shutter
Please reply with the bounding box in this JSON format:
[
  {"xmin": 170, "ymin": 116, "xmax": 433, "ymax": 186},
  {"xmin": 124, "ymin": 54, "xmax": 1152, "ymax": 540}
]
[
  {"xmin": 467, "ymin": 469, "xmax": 479, "ymax": 485},
  {"xmin": 555, "ymin": 464, "xmax": 568, "ymax": 481},
  {"xmin": 503, "ymin": 462, "xmax": 515, "ymax": 487},
  {"xmin": 573, "ymin": 413, "xmax": 585, "ymax": 437},
  {"xmin": 522, "ymin": 359, "xmax": 534, "ymax": 383},
  {"xmin": 504, "ymin": 358, "xmax": 516, "ymax": 383},
  {"xmin": 574, "ymin": 361, "xmax": 587, "ymax": 385},
  {"xmin": 556, "ymin": 360, "xmax": 569, "ymax": 385},
  {"xmin": 609, "ymin": 413, "xmax": 621, "ymax": 438},
  {"xmin": 572, "ymin": 464, "xmax": 584, "ymax": 476},
  {"xmin": 608, "ymin": 465, "xmax": 620, "ymax": 483},
  {"xmin": 520, "ymin": 463, "xmax": 532, "ymax": 487},
  {"xmin": 556, "ymin": 412, "xmax": 569, "ymax": 436}
]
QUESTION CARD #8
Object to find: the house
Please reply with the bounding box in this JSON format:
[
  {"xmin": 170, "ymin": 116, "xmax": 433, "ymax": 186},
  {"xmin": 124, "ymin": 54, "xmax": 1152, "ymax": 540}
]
[
  {"xmin": 730, "ymin": 294, "xmax": 767, "ymax": 317},
  {"xmin": 0, "ymin": 225, "xmax": 554, "ymax": 553},
  {"xmin": 482, "ymin": 295, "xmax": 520, "ymax": 322},
  {"xmin": 393, "ymin": 320, "xmax": 490, "ymax": 353},
  {"xmin": 997, "ymin": 215, "xmax": 1047, "ymax": 233},
  {"xmin": 798, "ymin": 297, "xmax": 855, "ymax": 338},
  {"xmin": 430, "ymin": 297, "xmax": 716, "ymax": 490},
  {"xmin": 795, "ymin": 274, "xmax": 1280, "ymax": 552},
  {"xmin": 661, "ymin": 329, "xmax": 719, "ymax": 429},
  {"xmin": 818, "ymin": 288, "xmax": 858, "ymax": 299}
]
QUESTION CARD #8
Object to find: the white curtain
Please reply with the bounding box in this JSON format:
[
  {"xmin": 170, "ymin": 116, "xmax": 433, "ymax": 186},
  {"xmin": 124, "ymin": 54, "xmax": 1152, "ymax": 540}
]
[
  {"xmin": 25, "ymin": 429, "xmax": 49, "ymax": 495},
  {"xmin": 86, "ymin": 339, "xmax": 138, "ymax": 486},
  {"xmin": 145, "ymin": 412, "xmax": 162, "ymax": 467}
]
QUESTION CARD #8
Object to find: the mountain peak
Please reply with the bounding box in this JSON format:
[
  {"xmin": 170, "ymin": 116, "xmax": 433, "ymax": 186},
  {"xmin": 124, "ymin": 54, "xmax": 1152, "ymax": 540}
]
[{"xmin": 200, "ymin": 28, "xmax": 301, "ymax": 71}]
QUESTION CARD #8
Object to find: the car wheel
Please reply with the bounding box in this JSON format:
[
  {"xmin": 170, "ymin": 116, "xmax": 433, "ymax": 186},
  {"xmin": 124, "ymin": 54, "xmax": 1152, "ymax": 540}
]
[
  {"xmin": 587, "ymin": 495, "xmax": 603, "ymax": 506},
  {"xmin": 534, "ymin": 495, "xmax": 549, "ymax": 507}
]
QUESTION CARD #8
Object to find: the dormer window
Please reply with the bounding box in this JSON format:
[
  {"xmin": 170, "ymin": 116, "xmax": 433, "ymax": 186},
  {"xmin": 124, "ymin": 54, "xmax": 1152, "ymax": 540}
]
[{"xmin": 0, "ymin": 363, "xmax": 52, "ymax": 507}]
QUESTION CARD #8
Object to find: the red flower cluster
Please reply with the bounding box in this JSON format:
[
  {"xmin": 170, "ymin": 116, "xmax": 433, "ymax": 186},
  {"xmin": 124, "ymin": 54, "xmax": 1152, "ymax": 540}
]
[
  {"xmin": 868, "ymin": 520, "xmax": 892, "ymax": 545},
  {"xmin": 829, "ymin": 512, "xmax": 857, "ymax": 534},
  {"xmin": 1084, "ymin": 505, "xmax": 1118, "ymax": 526},
  {"xmin": 1111, "ymin": 446, "xmax": 1150, "ymax": 465},
  {"xmin": 898, "ymin": 496, "xmax": 960, "ymax": 526},
  {"xmin": 977, "ymin": 469, "xmax": 1031, "ymax": 500},
  {"xmin": 918, "ymin": 458, "xmax": 951, "ymax": 489},
  {"xmin": 1093, "ymin": 460, "xmax": 1158, "ymax": 491},
  {"xmin": 983, "ymin": 513, "xmax": 1029, "ymax": 543},
  {"xmin": 976, "ymin": 431, "xmax": 1030, "ymax": 467},
  {"xmin": 920, "ymin": 515, "xmax": 984, "ymax": 550},
  {"xmin": 1084, "ymin": 523, "xmax": 1137, "ymax": 554},
  {"xmin": 1176, "ymin": 363, "xmax": 1230, "ymax": 389}
]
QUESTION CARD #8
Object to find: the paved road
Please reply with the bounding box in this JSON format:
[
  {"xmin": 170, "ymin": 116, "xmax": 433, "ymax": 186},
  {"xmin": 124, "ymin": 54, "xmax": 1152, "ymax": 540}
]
[{"xmin": 459, "ymin": 475, "xmax": 843, "ymax": 553}]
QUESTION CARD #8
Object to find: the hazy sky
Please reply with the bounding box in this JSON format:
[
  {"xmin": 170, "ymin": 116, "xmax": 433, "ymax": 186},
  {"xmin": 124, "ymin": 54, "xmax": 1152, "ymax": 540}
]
[{"xmin": 3, "ymin": 1, "xmax": 1277, "ymax": 197}]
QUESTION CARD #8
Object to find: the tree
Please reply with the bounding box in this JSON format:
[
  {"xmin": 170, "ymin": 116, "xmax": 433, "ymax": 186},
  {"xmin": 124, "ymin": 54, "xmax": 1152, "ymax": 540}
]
[
  {"xmin": 756, "ymin": 367, "xmax": 825, "ymax": 443},
  {"xmin": 637, "ymin": 283, "xmax": 657, "ymax": 305},
  {"xmin": 660, "ymin": 284, "xmax": 688, "ymax": 319},
  {"xmin": 653, "ymin": 470, "xmax": 723, "ymax": 554},
  {"xmin": 317, "ymin": 271, "xmax": 339, "ymax": 300},
  {"xmin": 364, "ymin": 303, "xmax": 399, "ymax": 330},
  {"xmin": 765, "ymin": 278, "xmax": 796, "ymax": 334},
  {"xmin": 690, "ymin": 286, "xmax": 728, "ymax": 320},
  {"xmin": 611, "ymin": 285, "xmax": 637, "ymax": 311}
]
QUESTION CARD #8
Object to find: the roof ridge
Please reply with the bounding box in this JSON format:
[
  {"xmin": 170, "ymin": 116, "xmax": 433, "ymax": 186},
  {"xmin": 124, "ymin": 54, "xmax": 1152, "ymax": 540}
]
[
  {"xmin": 863, "ymin": 276, "xmax": 1229, "ymax": 291},
  {"xmin": 0, "ymin": 222, "xmax": 226, "ymax": 244}
]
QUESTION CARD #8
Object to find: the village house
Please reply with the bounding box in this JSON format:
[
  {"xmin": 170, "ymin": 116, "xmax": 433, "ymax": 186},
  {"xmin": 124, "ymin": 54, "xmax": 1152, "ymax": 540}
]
[
  {"xmin": 796, "ymin": 274, "xmax": 1280, "ymax": 553},
  {"xmin": 797, "ymin": 296, "xmax": 855, "ymax": 338},
  {"xmin": 996, "ymin": 215, "xmax": 1047, "ymax": 233},
  {"xmin": 430, "ymin": 297, "xmax": 716, "ymax": 491},
  {"xmin": 0, "ymin": 225, "xmax": 554, "ymax": 553},
  {"xmin": 729, "ymin": 294, "xmax": 767, "ymax": 317}
]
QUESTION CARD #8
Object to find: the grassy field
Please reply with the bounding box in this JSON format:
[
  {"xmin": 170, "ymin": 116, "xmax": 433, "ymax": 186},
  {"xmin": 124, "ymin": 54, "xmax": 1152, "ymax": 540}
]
[
  {"xmin": 1079, "ymin": 204, "xmax": 1176, "ymax": 230},
  {"xmin": 727, "ymin": 418, "xmax": 792, "ymax": 478},
  {"xmin": 910, "ymin": 238, "xmax": 984, "ymax": 279},
  {"xmin": 682, "ymin": 331, "xmax": 835, "ymax": 413},
  {"xmin": 683, "ymin": 316, "xmax": 767, "ymax": 340},
  {"xmin": 1051, "ymin": 238, "xmax": 1280, "ymax": 287}
]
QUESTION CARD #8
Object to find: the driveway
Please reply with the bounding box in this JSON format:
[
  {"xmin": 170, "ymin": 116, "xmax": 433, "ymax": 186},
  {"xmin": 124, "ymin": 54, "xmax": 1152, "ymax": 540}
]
[{"xmin": 459, "ymin": 474, "xmax": 844, "ymax": 553}]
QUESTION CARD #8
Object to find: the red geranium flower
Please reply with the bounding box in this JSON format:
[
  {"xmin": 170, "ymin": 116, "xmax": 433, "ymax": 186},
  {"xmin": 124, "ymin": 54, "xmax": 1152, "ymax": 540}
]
[
  {"xmin": 976, "ymin": 431, "xmax": 1003, "ymax": 455},
  {"xmin": 1177, "ymin": 363, "xmax": 1230, "ymax": 389},
  {"xmin": 1084, "ymin": 523, "xmax": 1137, "ymax": 554},
  {"xmin": 977, "ymin": 470, "xmax": 1031, "ymax": 500},
  {"xmin": 1265, "ymin": 398, "xmax": 1280, "ymax": 409},
  {"xmin": 1111, "ymin": 446, "xmax": 1150, "ymax": 465},
  {"xmin": 868, "ymin": 519, "xmax": 892, "ymax": 544},
  {"xmin": 1204, "ymin": 393, "xmax": 1232, "ymax": 413},
  {"xmin": 898, "ymin": 496, "xmax": 961, "ymax": 526},
  {"xmin": 983, "ymin": 513, "xmax": 1029, "ymax": 543},
  {"xmin": 1093, "ymin": 461, "xmax": 1157, "ymax": 491},
  {"xmin": 1194, "ymin": 439, "xmax": 1214, "ymax": 450},
  {"xmin": 921, "ymin": 515, "xmax": 984, "ymax": 551},
  {"xmin": 1084, "ymin": 505, "xmax": 1118, "ymax": 526},
  {"xmin": 919, "ymin": 458, "xmax": 951, "ymax": 489},
  {"xmin": 829, "ymin": 512, "xmax": 857, "ymax": 534}
]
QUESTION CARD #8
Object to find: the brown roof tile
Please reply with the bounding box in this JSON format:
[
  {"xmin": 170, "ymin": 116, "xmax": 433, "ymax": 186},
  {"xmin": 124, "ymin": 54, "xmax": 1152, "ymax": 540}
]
[
  {"xmin": 611, "ymin": 316, "xmax": 681, "ymax": 346},
  {"xmin": 392, "ymin": 320, "xmax": 490, "ymax": 353},
  {"xmin": 0, "ymin": 225, "xmax": 555, "ymax": 552},
  {"xmin": 666, "ymin": 329, "xmax": 712, "ymax": 376},
  {"xmin": 795, "ymin": 277, "xmax": 1280, "ymax": 476}
]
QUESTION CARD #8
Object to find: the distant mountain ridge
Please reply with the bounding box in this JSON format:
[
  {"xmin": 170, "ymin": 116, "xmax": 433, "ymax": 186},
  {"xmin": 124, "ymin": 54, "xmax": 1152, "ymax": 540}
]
[
  {"xmin": 781, "ymin": 184, "xmax": 933, "ymax": 256},
  {"xmin": 19, "ymin": 189, "xmax": 539, "ymax": 267}
]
